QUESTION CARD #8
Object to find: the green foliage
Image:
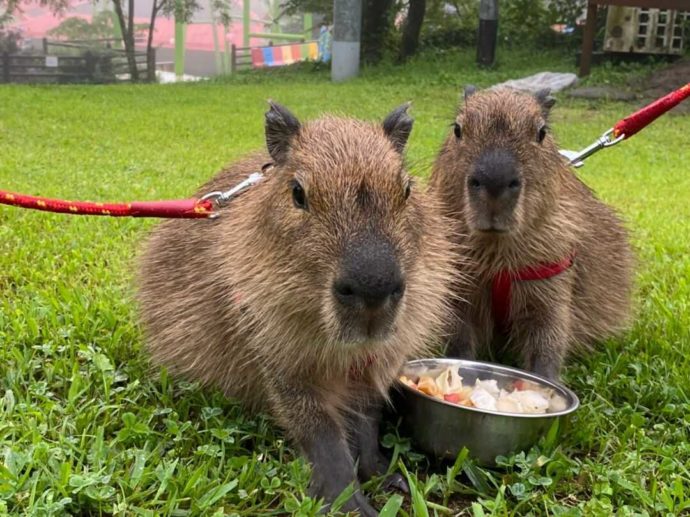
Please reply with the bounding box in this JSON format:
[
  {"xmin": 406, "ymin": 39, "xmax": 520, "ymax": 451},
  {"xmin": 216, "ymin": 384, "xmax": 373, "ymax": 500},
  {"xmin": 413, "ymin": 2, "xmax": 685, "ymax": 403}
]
[
  {"xmin": 282, "ymin": 0, "xmax": 332, "ymax": 20},
  {"xmin": 546, "ymin": 0, "xmax": 586, "ymax": 28},
  {"xmin": 421, "ymin": 0, "xmax": 587, "ymax": 50},
  {"xmin": 0, "ymin": 0, "xmax": 71, "ymax": 27},
  {"xmin": 48, "ymin": 11, "xmax": 117, "ymax": 41},
  {"xmin": 0, "ymin": 48, "xmax": 688, "ymax": 515},
  {"xmin": 421, "ymin": 0, "xmax": 479, "ymax": 49}
]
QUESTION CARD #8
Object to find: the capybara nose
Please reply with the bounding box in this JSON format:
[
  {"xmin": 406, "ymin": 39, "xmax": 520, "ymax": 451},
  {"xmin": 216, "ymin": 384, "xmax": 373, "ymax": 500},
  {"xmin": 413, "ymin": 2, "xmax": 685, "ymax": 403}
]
[
  {"xmin": 334, "ymin": 275, "xmax": 405, "ymax": 310},
  {"xmin": 334, "ymin": 235, "xmax": 405, "ymax": 310},
  {"xmin": 469, "ymin": 148, "xmax": 521, "ymax": 199}
]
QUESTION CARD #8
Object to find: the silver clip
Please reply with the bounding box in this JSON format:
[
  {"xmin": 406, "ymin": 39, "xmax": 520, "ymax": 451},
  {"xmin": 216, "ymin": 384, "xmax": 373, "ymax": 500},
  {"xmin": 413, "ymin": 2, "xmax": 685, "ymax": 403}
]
[
  {"xmin": 559, "ymin": 128, "xmax": 626, "ymax": 168},
  {"xmin": 201, "ymin": 172, "xmax": 264, "ymax": 218}
]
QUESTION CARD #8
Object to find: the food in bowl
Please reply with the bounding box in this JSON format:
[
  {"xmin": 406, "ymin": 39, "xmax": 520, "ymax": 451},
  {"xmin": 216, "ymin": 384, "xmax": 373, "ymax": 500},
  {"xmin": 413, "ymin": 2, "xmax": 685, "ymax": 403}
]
[{"xmin": 399, "ymin": 366, "xmax": 567, "ymax": 414}]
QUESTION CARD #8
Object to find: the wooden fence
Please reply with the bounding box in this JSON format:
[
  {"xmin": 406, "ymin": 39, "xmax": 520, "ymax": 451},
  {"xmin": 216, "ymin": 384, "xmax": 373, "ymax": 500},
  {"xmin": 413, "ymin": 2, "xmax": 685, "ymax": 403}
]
[{"xmin": 1, "ymin": 39, "xmax": 154, "ymax": 84}]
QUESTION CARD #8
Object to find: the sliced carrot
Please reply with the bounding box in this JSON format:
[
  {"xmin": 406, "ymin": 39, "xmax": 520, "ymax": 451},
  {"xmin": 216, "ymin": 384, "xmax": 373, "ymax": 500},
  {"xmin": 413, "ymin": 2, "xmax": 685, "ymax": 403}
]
[{"xmin": 444, "ymin": 393, "xmax": 461, "ymax": 404}]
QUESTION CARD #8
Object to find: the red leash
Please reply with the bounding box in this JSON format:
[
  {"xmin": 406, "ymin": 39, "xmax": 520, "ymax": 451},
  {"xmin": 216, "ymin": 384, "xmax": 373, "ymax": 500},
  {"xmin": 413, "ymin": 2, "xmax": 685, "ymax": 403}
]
[
  {"xmin": 613, "ymin": 82, "xmax": 690, "ymax": 139},
  {"xmin": 0, "ymin": 190, "xmax": 213, "ymax": 218},
  {"xmin": 0, "ymin": 172, "xmax": 265, "ymax": 219},
  {"xmin": 562, "ymin": 83, "xmax": 690, "ymax": 167},
  {"xmin": 492, "ymin": 254, "xmax": 575, "ymax": 331}
]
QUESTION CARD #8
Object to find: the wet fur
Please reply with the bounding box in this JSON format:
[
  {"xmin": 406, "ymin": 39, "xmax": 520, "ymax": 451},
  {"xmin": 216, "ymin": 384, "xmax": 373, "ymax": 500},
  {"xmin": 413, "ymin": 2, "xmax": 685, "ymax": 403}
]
[
  {"xmin": 430, "ymin": 88, "xmax": 634, "ymax": 379},
  {"xmin": 138, "ymin": 109, "xmax": 458, "ymax": 514}
]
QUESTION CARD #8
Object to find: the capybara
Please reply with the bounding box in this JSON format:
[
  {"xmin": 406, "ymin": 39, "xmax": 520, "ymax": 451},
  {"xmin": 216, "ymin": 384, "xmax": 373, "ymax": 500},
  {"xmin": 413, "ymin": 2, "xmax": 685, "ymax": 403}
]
[
  {"xmin": 137, "ymin": 102, "xmax": 457, "ymax": 515},
  {"xmin": 429, "ymin": 86, "xmax": 633, "ymax": 380}
]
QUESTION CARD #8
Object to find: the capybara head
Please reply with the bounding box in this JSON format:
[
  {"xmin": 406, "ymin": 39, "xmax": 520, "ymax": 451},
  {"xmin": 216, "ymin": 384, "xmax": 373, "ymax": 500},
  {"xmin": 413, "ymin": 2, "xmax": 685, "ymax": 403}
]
[
  {"xmin": 255, "ymin": 102, "xmax": 427, "ymax": 347},
  {"xmin": 441, "ymin": 86, "xmax": 564, "ymax": 236}
]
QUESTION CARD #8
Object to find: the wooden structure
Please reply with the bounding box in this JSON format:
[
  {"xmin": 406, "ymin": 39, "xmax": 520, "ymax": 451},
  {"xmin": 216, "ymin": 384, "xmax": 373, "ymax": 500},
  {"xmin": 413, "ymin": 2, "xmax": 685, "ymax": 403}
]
[
  {"xmin": 1, "ymin": 39, "xmax": 153, "ymax": 84},
  {"xmin": 580, "ymin": 0, "xmax": 688, "ymax": 76}
]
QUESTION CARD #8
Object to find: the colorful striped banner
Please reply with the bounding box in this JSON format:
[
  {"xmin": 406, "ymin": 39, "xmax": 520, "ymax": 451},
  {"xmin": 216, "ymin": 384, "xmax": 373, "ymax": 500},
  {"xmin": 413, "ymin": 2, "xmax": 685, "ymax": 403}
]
[
  {"xmin": 281, "ymin": 45, "xmax": 294, "ymax": 65},
  {"xmin": 271, "ymin": 47, "xmax": 282, "ymax": 66},
  {"xmin": 250, "ymin": 41, "xmax": 321, "ymax": 69},
  {"xmin": 261, "ymin": 46, "xmax": 273, "ymax": 66},
  {"xmin": 251, "ymin": 47, "xmax": 264, "ymax": 67},
  {"xmin": 300, "ymin": 43, "xmax": 310, "ymax": 59},
  {"xmin": 307, "ymin": 42, "xmax": 318, "ymax": 60}
]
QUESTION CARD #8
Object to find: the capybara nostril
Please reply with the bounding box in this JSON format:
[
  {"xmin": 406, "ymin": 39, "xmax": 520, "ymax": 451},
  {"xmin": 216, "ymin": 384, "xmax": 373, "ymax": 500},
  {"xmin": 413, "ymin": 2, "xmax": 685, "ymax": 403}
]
[
  {"xmin": 333, "ymin": 275, "xmax": 405, "ymax": 310},
  {"xmin": 468, "ymin": 176, "xmax": 481, "ymax": 189}
]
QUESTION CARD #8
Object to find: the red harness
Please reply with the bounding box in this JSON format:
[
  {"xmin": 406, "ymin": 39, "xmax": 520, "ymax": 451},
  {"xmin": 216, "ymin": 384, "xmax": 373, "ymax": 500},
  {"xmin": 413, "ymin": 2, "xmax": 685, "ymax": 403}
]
[{"xmin": 491, "ymin": 253, "xmax": 575, "ymax": 331}]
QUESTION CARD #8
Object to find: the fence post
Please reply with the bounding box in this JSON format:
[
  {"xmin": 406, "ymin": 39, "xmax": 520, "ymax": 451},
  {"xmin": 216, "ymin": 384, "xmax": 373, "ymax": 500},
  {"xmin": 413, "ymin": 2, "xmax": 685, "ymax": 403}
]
[
  {"xmin": 231, "ymin": 44, "xmax": 237, "ymax": 74},
  {"xmin": 102, "ymin": 54, "xmax": 113, "ymax": 82},
  {"xmin": 84, "ymin": 51, "xmax": 96, "ymax": 82},
  {"xmin": 42, "ymin": 38, "xmax": 48, "ymax": 53},
  {"xmin": 2, "ymin": 53, "xmax": 9, "ymax": 83}
]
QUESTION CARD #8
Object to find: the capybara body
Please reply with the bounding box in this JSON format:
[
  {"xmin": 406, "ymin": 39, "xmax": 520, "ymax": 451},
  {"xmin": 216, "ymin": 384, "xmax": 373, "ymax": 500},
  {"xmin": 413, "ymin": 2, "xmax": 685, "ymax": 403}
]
[
  {"xmin": 138, "ymin": 103, "xmax": 456, "ymax": 515},
  {"xmin": 429, "ymin": 87, "xmax": 633, "ymax": 380}
]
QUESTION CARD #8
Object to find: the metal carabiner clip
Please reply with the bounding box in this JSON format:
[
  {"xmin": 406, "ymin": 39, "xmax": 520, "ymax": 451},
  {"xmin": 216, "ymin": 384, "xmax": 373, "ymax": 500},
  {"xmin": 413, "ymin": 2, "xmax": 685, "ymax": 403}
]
[
  {"xmin": 201, "ymin": 172, "xmax": 265, "ymax": 218},
  {"xmin": 559, "ymin": 128, "xmax": 626, "ymax": 168}
]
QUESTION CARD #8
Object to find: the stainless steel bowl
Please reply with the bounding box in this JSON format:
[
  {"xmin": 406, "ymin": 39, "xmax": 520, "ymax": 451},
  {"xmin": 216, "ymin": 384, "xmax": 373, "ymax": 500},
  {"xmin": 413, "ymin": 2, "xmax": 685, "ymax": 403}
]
[{"xmin": 392, "ymin": 358, "xmax": 580, "ymax": 466}]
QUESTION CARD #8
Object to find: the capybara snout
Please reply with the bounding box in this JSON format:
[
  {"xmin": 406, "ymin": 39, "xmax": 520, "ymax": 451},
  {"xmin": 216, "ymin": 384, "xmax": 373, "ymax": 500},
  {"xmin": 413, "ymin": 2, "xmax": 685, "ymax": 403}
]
[
  {"xmin": 333, "ymin": 232, "xmax": 406, "ymax": 341},
  {"xmin": 467, "ymin": 147, "xmax": 522, "ymax": 232}
]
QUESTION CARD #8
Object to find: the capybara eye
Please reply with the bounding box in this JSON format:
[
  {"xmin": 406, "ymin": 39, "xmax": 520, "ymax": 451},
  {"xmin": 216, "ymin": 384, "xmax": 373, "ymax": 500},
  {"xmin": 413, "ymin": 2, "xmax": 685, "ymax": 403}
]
[
  {"xmin": 291, "ymin": 180, "xmax": 307, "ymax": 210},
  {"xmin": 538, "ymin": 125, "xmax": 547, "ymax": 143},
  {"xmin": 404, "ymin": 181, "xmax": 412, "ymax": 200},
  {"xmin": 453, "ymin": 122, "xmax": 462, "ymax": 139},
  {"xmin": 468, "ymin": 178, "xmax": 481, "ymax": 189},
  {"xmin": 509, "ymin": 179, "xmax": 521, "ymax": 190}
]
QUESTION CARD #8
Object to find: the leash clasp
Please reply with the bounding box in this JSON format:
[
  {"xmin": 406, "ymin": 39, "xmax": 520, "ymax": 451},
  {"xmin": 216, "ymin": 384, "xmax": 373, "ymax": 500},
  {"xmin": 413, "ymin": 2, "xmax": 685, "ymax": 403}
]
[
  {"xmin": 559, "ymin": 128, "xmax": 625, "ymax": 168},
  {"xmin": 201, "ymin": 172, "xmax": 265, "ymax": 218}
]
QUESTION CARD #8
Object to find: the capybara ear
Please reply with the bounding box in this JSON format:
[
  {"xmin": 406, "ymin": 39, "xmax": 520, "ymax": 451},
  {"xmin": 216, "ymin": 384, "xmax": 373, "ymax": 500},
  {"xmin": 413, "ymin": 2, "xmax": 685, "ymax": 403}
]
[
  {"xmin": 265, "ymin": 100, "xmax": 301, "ymax": 163},
  {"xmin": 464, "ymin": 85, "xmax": 477, "ymax": 102},
  {"xmin": 382, "ymin": 102, "xmax": 414, "ymax": 153},
  {"xmin": 534, "ymin": 88, "xmax": 556, "ymax": 117}
]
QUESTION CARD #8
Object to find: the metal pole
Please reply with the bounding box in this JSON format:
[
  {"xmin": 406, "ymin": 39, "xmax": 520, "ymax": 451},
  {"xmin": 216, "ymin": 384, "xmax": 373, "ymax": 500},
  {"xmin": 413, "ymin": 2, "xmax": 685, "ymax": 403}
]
[
  {"xmin": 303, "ymin": 12, "xmax": 313, "ymax": 39},
  {"xmin": 477, "ymin": 0, "xmax": 498, "ymax": 67},
  {"xmin": 243, "ymin": 0, "xmax": 250, "ymax": 46},
  {"xmin": 209, "ymin": 0, "xmax": 222, "ymax": 74},
  {"xmin": 331, "ymin": 0, "xmax": 361, "ymax": 82},
  {"xmin": 270, "ymin": 0, "xmax": 280, "ymax": 34},
  {"xmin": 174, "ymin": 0, "xmax": 186, "ymax": 77}
]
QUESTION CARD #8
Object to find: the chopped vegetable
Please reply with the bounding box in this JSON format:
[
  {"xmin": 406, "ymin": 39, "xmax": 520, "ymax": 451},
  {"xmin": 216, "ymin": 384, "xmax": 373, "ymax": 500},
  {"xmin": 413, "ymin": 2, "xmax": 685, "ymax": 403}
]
[{"xmin": 400, "ymin": 367, "xmax": 567, "ymax": 415}]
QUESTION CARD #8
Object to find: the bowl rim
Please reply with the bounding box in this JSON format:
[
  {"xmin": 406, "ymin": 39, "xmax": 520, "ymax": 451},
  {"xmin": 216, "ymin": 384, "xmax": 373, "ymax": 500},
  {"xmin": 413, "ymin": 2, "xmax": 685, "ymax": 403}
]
[{"xmin": 397, "ymin": 358, "xmax": 580, "ymax": 418}]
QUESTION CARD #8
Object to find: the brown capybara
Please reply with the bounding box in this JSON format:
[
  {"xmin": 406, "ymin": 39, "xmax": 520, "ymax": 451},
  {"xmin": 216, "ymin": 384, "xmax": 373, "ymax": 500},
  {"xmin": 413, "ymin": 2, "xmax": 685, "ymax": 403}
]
[
  {"xmin": 137, "ymin": 102, "xmax": 457, "ymax": 515},
  {"xmin": 429, "ymin": 86, "xmax": 634, "ymax": 380}
]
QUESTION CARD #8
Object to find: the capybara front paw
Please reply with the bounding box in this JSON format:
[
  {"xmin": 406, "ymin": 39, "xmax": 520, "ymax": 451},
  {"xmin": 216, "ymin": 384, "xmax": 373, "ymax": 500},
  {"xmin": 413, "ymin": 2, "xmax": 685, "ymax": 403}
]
[{"xmin": 381, "ymin": 472, "xmax": 409, "ymax": 494}]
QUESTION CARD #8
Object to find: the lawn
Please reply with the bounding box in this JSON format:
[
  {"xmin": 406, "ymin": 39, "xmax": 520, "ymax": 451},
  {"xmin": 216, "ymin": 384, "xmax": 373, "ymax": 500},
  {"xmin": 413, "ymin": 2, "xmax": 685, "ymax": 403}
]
[{"xmin": 0, "ymin": 48, "xmax": 689, "ymax": 516}]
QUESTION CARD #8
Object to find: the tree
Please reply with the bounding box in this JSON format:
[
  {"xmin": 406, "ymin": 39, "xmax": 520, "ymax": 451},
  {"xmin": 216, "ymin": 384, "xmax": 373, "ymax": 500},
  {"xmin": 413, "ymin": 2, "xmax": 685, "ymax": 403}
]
[
  {"xmin": 360, "ymin": 0, "xmax": 396, "ymax": 64},
  {"xmin": 1, "ymin": 0, "xmax": 70, "ymax": 27},
  {"xmin": 398, "ymin": 0, "xmax": 426, "ymax": 61},
  {"xmin": 111, "ymin": 0, "xmax": 232, "ymax": 81},
  {"xmin": 48, "ymin": 11, "xmax": 119, "ymax": 40}
]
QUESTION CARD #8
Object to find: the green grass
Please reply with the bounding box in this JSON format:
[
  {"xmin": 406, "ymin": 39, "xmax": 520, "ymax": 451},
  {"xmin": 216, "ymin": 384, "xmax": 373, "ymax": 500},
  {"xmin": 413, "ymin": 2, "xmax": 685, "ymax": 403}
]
[{"xmin": 1, "ymin": 48, "xmax": 689, "ymax": 516}]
